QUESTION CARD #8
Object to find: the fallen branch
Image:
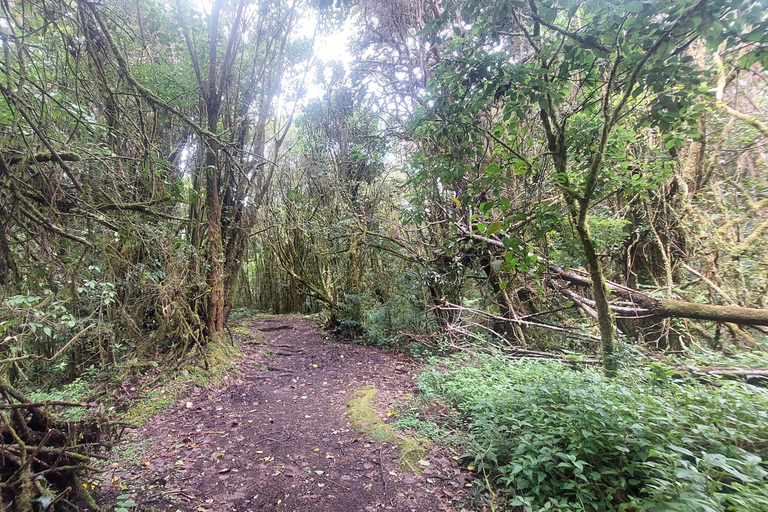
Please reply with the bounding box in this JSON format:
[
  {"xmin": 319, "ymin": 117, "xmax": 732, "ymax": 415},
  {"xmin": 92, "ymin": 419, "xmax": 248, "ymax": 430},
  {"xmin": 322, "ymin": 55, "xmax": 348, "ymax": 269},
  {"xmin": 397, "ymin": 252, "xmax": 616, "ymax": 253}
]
[
  {"xmin": 0, "ymin": 400, "xmax": 90, "ymax": 410},
  {"xmin": 698, "ymin": 368, "xmax": 768, "ymax": 379},
  {"xmin": 434, "ymin": 300, "xmax": 601, "ymax": 342},
  {"xmin": 552, "ymin": 268, "xmax": 768, "ymax": 326}
]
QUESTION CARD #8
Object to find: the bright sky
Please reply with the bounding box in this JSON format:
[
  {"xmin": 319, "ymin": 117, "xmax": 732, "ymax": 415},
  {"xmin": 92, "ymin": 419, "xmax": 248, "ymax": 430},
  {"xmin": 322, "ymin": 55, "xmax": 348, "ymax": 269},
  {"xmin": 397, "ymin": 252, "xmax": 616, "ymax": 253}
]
[
  {"xmin": 190, "ymin": 0, "xmax": 355, "ymax": 99},
  {"xmin": 301, "ymin": 13, "xmax": 355, "ymax": 100}
]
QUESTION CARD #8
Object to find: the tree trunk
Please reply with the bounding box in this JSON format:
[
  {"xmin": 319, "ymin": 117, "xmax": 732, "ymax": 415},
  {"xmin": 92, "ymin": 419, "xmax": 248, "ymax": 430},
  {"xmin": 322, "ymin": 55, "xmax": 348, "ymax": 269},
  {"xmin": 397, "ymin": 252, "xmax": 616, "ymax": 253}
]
[
  {"xmin": 573, "ymin": 215, "xmax": 617, "ymax": 376},
  {"xmin": 205, "ymin": 158, "xmax": 225, "ymax": 336}
]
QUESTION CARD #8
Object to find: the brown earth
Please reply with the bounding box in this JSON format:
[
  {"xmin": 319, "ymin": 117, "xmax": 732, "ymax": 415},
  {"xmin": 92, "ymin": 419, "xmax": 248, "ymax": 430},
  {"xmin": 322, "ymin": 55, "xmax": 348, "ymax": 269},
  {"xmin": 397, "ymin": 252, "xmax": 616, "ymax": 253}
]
[{"xmin": 97, "ymin": 316, "xmax": 474, "ymax": 511}]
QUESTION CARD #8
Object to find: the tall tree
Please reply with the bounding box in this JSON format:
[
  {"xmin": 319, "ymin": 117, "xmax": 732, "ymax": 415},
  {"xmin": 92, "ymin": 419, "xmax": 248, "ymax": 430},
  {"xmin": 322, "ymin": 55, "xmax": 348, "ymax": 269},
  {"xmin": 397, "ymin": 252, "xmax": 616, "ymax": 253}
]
[
  {"xmin": 81, "ymin": 0, "xmax": 314, "ymax": 340},
  {"xmin": 403, "ymin": 0, "xmax": 768, "ymax": 373}
]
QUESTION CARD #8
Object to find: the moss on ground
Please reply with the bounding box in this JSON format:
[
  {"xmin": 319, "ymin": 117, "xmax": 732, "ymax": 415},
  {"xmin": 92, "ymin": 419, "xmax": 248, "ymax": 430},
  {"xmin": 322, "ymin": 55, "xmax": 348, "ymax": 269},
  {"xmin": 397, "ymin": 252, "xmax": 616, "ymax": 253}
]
[
  {"xmin": 122, "ymin": 340, "xmax": 243, "ymax": 426},
  {"xmin": 230, "ymin": 326, "xmax": 252, "ymax": 336},
  {"xmin": 347, "ymin": 385, "xmax": 429, "ymax": 472}
]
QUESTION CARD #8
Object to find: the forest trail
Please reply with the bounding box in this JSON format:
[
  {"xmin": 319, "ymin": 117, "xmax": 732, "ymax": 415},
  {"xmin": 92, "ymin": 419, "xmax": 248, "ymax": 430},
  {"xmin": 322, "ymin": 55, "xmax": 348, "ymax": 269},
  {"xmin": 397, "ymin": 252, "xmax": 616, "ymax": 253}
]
[{"xmin": 99, "ymin": 316, "xmax": 471, "ymax": 511}]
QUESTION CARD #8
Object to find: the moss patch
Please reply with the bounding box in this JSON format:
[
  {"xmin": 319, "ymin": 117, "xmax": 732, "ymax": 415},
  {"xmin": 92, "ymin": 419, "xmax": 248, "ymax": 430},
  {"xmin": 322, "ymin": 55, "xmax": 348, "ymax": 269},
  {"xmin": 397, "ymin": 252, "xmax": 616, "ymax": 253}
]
[
  {"xmin": 346, "ymin": 385, "xmax": 428, "ymax": 472},
  {"xmin": 230, "ymin": 326, "xmax": 252, "ymax": 336},
  {"xmin": 245, "ymin": 330, "xmax": 268, "ymax": 345},
  {"xmin": 122, "ymin": 340, "xmax": 243, "ymax": 426}
]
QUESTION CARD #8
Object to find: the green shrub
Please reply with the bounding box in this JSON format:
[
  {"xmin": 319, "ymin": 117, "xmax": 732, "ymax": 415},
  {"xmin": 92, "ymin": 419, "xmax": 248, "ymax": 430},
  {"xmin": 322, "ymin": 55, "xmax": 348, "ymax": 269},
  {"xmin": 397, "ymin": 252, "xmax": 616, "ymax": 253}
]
[
  {"xmin": 419, "ymin": 355, "xmax": 768, "ymax": 511},
  {"xmin": 394, "ymin": 411, "xmax": 442, "ymax": 441}
]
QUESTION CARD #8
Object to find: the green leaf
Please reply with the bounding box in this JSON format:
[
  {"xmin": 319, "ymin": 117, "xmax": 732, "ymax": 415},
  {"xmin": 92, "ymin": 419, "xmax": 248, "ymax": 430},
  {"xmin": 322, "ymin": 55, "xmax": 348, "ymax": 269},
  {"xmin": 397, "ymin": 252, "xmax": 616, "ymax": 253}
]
[
  {"xmin": 709, "ymin": 20, "xmax": 724, "ymax": 38},
  {"xmin": 626, "ymin": 1, "xmax": 643, "ymax": 13},
  {"xmin": 487, "ymin": 222, "xmax": 502, "ymax": 235}
]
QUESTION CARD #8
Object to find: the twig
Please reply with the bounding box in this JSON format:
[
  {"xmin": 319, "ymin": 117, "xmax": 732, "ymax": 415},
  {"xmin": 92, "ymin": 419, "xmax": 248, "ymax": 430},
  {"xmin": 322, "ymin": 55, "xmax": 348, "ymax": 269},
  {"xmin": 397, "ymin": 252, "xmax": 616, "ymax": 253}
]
[
  {"xmin": 321, "ymin": 476, "xmax": 351, "ymax": 491},
  {"xmin": 48, "ymin": 324, "xmax": 96, "ymax": 361}
]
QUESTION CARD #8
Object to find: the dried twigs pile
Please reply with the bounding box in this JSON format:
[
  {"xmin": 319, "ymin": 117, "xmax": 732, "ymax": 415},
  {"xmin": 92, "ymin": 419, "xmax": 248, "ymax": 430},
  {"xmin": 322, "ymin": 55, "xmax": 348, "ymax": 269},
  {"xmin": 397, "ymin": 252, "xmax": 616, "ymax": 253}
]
[{"xmin": 1, "ymin": 326, "xmax": 106, "ymax": 511}]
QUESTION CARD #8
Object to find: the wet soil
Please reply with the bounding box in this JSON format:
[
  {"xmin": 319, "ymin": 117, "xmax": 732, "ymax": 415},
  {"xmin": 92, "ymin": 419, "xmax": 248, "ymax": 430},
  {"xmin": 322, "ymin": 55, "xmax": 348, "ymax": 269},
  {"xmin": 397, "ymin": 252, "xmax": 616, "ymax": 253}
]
[{"xmin": 98, "ymin": 316, "xmax": 473, "ymax": 511}]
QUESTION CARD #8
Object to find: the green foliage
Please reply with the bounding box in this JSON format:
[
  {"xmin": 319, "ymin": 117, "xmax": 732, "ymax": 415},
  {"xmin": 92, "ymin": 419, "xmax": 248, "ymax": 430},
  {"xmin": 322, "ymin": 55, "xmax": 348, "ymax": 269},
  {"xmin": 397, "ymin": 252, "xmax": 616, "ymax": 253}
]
[
  {"xmin": 393, "ymin": 412, "xmax": 442, "ymax": 441},
  {"xmin": 419, "ymin": 355, "xmax": 768, "ymax": 511},
  {"xmin": 0, "ymin": 293, "xmax": 77, "ymax": 341},
  {"xmin": 336, "ymin": 267, "xmax": 434, "ymax": 348},
  {"xmin": 114, "ymin": 493, "xmax": 138, "ymax": 511},
  {"xmin": 25, "ymin": 369, "xmax": 99, "ymax": 421}
]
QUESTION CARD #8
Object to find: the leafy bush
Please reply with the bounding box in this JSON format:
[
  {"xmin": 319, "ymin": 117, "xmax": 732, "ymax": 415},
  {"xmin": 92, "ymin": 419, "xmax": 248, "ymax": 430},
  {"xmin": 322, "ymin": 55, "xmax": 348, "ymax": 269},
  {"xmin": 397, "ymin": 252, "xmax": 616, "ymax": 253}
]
[
  {"xmin": 419, "ymin": 355, "xmax": 768, "ymax": 511},
  {"xmin": 336, "ymin": 268, "xmax": 435, "ymax": 348},
  {"xmin": 393, "ymin": 411, "xmax": 442, "ymax": 441}
]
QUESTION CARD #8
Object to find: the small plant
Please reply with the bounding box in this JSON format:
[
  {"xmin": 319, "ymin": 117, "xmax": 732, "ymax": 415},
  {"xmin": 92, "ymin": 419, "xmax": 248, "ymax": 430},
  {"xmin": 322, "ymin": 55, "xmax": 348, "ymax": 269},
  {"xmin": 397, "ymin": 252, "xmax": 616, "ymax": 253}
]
[
  {"xmin": 114, "ymin": 493, "xmax": 138, "ymax": 512},
  {"xmin": 393, "ymin": 412, "xmax": 441, "ymax": 441}
]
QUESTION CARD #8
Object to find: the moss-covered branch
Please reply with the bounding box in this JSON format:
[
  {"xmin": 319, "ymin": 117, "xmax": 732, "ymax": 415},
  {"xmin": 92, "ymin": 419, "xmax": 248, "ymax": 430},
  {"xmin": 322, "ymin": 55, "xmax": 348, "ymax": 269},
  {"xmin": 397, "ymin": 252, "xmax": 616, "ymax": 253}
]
[{"xmin": 554, "ymin": 269, "xmax": 768, "ymax": 326}]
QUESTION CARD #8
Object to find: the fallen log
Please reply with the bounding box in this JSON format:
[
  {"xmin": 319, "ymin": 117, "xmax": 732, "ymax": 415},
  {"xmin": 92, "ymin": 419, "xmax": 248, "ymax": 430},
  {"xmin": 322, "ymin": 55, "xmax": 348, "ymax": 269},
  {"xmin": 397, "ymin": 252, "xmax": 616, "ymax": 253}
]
[
  {"xmin": 635, "ymin": 296, "xmax": 768, "ymax": 326},
  {"xmin": 673, "ymin": 368, "xmax": 768, "ymax": 387},
  {"xmin": 700, "ymin": 368, "xmax": 768, "ymax": 379},
  {"xmin": 553, "ymin": 269, "xmax": 768, "ymax": 326}
]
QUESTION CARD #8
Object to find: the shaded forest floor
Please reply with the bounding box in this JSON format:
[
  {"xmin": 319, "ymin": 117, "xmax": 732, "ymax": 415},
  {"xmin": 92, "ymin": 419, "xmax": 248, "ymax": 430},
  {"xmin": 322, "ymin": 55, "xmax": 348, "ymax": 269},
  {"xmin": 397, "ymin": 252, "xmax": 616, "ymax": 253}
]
[{"xmin": 97, "ymin": 316, "xmax": 473, "ymax": 511}]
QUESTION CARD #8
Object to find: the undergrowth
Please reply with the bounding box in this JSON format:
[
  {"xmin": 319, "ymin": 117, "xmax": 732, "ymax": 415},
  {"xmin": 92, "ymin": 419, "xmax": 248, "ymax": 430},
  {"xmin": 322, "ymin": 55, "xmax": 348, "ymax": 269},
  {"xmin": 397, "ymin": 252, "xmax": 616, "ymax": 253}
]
[
  {"xmin": 418, "ymin": 354, "xmax": 768, "ymax": 511},
  {"xmin": 670, "ymin": 335, "xmax": 768, "ymax": 370}
]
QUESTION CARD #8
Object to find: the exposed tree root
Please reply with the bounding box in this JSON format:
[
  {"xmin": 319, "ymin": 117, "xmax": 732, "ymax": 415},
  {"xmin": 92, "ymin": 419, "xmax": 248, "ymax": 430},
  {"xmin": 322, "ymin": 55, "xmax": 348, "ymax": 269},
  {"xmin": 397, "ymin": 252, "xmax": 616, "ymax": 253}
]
[{"xmin": 0, "ymin": 379, "xmax": 106, "ymax": 511}]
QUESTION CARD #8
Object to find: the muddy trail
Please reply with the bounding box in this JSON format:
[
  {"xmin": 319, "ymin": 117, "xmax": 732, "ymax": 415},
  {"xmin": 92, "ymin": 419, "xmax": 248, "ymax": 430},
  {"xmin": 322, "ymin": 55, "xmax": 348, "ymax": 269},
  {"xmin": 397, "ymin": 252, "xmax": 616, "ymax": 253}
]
[{"xmin": 99, "ymin": 316, "xmax": 473, "ymax": 511}]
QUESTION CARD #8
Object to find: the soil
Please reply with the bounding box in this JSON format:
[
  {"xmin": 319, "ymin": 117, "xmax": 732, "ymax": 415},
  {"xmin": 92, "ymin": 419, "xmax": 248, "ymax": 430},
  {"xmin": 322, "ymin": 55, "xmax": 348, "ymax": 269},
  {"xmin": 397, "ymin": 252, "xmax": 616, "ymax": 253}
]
[{"xmin": 97, "ymin": 316, "xmax": 474, "ymax": 511}]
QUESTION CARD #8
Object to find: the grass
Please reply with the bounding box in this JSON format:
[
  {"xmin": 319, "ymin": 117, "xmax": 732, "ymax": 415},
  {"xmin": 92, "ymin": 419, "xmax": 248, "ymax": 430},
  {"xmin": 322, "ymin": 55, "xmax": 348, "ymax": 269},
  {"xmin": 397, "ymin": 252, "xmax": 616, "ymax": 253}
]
[
  {"xmin": 346, "ymin": 385, "xmax": 429, "ymax": 472},
  {"xmin": 229, "ymin": 325, "xmax": 252, "ymax": 336},
  {"xmin": 245, "ymin": 330, "xmax": 269, "ymax": 345}
]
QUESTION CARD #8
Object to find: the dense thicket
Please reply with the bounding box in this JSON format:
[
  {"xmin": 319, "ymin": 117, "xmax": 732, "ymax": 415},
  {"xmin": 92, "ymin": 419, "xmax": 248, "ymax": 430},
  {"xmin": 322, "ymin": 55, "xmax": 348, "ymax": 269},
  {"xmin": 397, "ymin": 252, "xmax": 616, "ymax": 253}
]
[{"xmin": 1, "ymin": 0, "xmax": 768, "ymax": 508}]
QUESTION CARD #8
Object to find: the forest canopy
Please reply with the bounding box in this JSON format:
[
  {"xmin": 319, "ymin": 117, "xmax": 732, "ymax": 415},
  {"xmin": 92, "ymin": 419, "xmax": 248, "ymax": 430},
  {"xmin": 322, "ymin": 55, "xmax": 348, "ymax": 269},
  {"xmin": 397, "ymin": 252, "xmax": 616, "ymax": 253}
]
[{"xmin": 1, "ymin": 0, "xmax": 768, "ymax": 509}]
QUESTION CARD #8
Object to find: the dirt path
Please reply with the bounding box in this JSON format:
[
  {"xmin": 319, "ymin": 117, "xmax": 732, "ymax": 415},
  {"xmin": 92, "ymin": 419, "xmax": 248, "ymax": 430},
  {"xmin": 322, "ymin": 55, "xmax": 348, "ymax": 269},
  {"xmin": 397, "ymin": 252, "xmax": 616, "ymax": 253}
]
[{"xmin": 99, "ymin": 316, "xmax": 471, "ymax": 511}]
